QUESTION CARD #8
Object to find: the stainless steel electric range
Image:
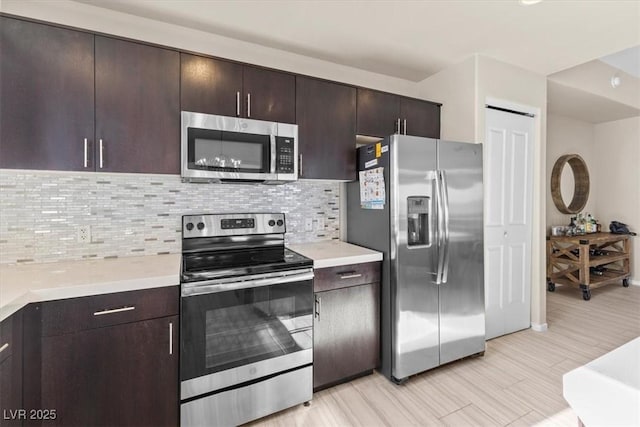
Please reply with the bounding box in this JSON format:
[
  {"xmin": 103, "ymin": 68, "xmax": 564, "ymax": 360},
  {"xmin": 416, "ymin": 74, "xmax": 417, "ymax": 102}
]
[{"xmin": 179, "ymin": 213, "xmax": 314, "ymax": 426}]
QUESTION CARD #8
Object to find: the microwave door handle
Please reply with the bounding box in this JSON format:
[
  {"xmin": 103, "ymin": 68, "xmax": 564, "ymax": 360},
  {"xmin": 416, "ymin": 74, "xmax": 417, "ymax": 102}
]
[{"xmin": 270, "ymin": 135, "xmax": 277, "ymax": 174}]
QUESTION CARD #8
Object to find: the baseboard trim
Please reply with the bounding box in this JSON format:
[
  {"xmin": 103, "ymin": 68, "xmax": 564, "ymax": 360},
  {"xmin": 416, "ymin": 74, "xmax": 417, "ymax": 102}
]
[
  {"xmin": 531, "ymin": 322, "xmax": 548, "ymax": 332},
  {"xmin": 631, "ymin": 279, "xmax": 640, "ymax": 286}
]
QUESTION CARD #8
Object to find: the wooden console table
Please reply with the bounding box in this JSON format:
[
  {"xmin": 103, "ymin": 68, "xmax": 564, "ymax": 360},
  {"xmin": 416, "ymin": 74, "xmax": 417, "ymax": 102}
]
[{"xmin": 546, "ymin": 232, "xmax": 631, "ymax": 300}]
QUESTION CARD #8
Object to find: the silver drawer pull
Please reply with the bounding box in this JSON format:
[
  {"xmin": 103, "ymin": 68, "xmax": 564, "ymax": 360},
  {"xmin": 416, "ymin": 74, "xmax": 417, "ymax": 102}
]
[
  {"xmin": 0, "ymin": 343, "xmax": 8, "ymax": 353},
  {"xmin": 93, "ymin": 306, "xmax": 135, "ymax": 316},
  {"xmin": 169, "ymin": 322, "xmax": 173, "ymax": 355},
  {"xmin": 339, "ymin": 273, "xmax": 362, "ymax": 279}
]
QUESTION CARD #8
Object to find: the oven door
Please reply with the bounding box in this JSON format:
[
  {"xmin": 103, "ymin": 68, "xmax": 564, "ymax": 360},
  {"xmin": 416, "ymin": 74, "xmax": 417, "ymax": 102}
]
[{"xmin": 180, "ymin": 268, "xmax": 313, "ymax": 400}]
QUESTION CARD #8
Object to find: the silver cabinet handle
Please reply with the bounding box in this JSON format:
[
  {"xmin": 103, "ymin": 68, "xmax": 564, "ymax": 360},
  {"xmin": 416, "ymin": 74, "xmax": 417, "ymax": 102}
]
[
  {"xmin": 315, "ymin": 295, "xmax": 321, "ymax": 321},
  {"xmin": 339, "ymin": 273, "xmax": 362, "ymax": 280},
  {"xmin": 403, "ymin": 119, "xmax": 407, "ymax": 135},
  {"xmin": 0, "ymin": 343, "xmax": 8, "ymax": 354},
  {"xmin": 169, "ymin": 322, "xmax": 173, "ymax": 355},
  {"xmin": 236, "ymin": 91, "xmax": 240, "ymax": 117},
  {"xmin": 396, "ymin": 118, "xmax": 401, "ymax": 134},
  {"xmin": 83, "ymin": 138, "xmax": 88, "ymax": 168},
  {"xmin": 93, "ymin": 306, "xmax": 135, "ymax": 316},
  {"xmin": 99, "ymin": 139, "xmax": 104, "ymax": 169},
  {"xmin": 299, "ymin": 154, "xmax": 303, "ymax": 177},
  {"xmin": 247, "ymin": 93, "xmax": 251, "ymax": 118}
]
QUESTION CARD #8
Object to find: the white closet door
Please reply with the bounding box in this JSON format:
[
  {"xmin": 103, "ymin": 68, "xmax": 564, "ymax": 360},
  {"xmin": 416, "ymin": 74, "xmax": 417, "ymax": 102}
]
[{"xmin": 484, "ymin": 107, "xmax": 534, "ymax": 339}]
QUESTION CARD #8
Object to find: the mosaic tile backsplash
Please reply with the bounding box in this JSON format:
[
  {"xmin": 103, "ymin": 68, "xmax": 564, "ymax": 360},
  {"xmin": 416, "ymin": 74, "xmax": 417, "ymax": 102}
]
[{"xmin": 0, "ymin": 170, "xmax": 340, "ymax": 264}]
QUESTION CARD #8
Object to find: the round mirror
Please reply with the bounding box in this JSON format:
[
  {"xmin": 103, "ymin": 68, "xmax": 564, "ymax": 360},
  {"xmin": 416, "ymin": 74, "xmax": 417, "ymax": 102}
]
[{"xmin": 551, "ymin": 154, "xmax": 589, "ymax": 214}]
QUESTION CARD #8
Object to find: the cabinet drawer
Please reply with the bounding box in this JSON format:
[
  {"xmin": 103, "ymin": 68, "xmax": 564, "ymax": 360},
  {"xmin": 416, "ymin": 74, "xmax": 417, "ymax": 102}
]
[
  {"xmin": 314, "ymin": 262, "xmax": 380, "ymax": 292},
  {"xmin": 40, "ymin": 286, "xmax": 179, "ymax": 337}
]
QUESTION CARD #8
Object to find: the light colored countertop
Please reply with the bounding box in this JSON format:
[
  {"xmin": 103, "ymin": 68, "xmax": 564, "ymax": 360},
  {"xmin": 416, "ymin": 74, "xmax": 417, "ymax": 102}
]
[
  {"xmin": 563, "ymin": 336, "xmax": 640, "ymax": 426},
  {"xmin": 288, "ymin": 241, "xmax": 382, "ymax": 269},
  {"xmin": 0, "ymin": 254, "xmax": 180, "ymax": 322}
]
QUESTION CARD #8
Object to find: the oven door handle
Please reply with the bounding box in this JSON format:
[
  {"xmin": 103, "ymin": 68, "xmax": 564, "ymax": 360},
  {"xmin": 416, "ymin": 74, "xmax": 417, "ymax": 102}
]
[{"xmin": 181, "ymin": 269, "xmax": 314, "ymax": 297}]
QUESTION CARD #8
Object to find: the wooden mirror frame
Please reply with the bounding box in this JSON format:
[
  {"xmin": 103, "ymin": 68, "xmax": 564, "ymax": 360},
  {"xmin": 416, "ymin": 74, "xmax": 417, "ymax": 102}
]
[{"xmin": 551, "ymin": 154, "xmax": 590, "ymax": 214}]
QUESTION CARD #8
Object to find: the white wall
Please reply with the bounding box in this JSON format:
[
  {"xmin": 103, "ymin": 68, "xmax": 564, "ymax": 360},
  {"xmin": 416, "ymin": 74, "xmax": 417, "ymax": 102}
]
[
  {"xmin": 416, "ymin": 56, "xmax": 477, "ymax": 143},
  {"xmin": 546, "ymin": 114, "xmax": 596, "ymax": 229},
  {"xmin": 593, "ymin": 116, "xmax": 640, "ymax": 283}
]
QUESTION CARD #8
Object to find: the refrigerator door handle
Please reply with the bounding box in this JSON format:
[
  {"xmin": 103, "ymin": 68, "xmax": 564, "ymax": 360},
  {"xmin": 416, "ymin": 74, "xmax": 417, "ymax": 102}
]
[
  {"xmin": 435, "ymin": 170, "xmax": 445, "ymax": 284},
  {"xmin": 440, "ymin": 170, "xmax": 451, "ymax": 284}
]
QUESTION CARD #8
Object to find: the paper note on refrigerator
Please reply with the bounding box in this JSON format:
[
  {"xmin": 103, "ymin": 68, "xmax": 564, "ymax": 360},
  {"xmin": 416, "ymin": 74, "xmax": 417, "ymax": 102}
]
[{"xmin": 359, "ymin": 167, "xmax": 385, "ymax": 209}]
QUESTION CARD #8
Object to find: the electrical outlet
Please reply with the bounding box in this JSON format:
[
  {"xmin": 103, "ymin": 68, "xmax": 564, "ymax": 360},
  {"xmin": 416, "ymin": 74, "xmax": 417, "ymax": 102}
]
[
  {"xmin": 304, "ymin": 218, "xmax": 313, "ymax": 232},
  {"xmin": 77, "ymin": 225, "xmax": 91, "ymax": 243}
]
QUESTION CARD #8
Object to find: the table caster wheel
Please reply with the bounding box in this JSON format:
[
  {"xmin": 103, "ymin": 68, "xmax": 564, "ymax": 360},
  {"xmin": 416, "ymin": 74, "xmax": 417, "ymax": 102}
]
[
  {"xmin": 304, "ymin": 401, "xmax": 311, "ymax": 407},
  {"xmin": 582, "ymin": 289, "xmax": 591, "ymax": 301},
  {"xmin": 547, "ymin": 281, "xmax": 555, "ymax": 292},
  {"xmin": 623, "ymin": 278, "xmax": 629, "ymax": 287}
]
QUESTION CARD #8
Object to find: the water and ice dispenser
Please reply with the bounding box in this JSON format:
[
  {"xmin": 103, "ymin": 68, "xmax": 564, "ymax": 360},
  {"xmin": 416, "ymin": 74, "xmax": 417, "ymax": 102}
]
[{"xmin": 407, "ymin": 196, "xmax": 431, "ymax": 247}]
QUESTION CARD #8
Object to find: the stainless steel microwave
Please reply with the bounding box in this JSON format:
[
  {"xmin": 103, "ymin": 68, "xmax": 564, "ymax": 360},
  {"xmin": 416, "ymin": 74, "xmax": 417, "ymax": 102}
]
[{"xmin": 181, "ymin": 111, "xmax": 298, "ymax": 184}]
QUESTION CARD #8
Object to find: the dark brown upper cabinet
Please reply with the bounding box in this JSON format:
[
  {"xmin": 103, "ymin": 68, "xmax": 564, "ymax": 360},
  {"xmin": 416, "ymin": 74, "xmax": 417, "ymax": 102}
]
[
  {"xmin": 95, "ymin": 36, "xmax": 180, "ymax": 174},
  {"xmin": 181, "ymin": 54, "xmax": 295, "ymax": 124},
  {"xmin": 296, "ymin": 77, "xmax": 356, "ymax": 180},
  {"xmin": 180, "ymin": 53, "xmax": 243, "ymax": 118},
  {"xmin": 357, "ymin": 88, "xmax": 441, "ymax": 139},
  {"xmin": 0, "ymin": 17, "xmax": 180, "ymax": 174},
  {"xmin": 0, "ymin": 17, "xmax": 95, "ymax": 171},
  {"xmin": 356, "ymin": 88, "xmax": 401, "ymax": 138},
  {"xmin": 400, "ymin": 97, "xmax": 441, "ymax": 139}
]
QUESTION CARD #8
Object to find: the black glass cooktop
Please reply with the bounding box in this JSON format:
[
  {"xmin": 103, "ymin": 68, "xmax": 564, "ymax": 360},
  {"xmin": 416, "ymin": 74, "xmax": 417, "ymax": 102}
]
[{"xmin": 181, "ymin": 247, "xmax": 312, "ymax": 283}]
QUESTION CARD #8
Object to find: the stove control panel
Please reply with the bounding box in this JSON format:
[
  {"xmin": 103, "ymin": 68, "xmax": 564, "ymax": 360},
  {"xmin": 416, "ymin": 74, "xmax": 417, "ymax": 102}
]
[{"xmin": 182, "ymin": 213, "xmax": 286, "ymax": 238}]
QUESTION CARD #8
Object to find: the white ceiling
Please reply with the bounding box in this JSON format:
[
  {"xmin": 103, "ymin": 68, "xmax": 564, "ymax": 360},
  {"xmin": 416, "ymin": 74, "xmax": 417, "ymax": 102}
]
[
  {"xmin": 75, "ymin": 0, "xmax": 640, "ymax": 81},
  {"xmin": 600, "ymin": 46, "xmax": 640, "ymax": 78},
  {"xmin": 547, "ymin": 80, "xmax": 640, "ymax": 124}
]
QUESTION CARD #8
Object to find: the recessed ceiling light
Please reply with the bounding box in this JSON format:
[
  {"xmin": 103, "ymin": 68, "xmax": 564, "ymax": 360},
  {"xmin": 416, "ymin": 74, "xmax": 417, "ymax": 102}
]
[
  {"xmin": 520, "ymin": 0, "xmax": 543, "ymax": 5},
  {"xmin": 611, "ymin": 75, "xmax": 622, "ymax": 88}
]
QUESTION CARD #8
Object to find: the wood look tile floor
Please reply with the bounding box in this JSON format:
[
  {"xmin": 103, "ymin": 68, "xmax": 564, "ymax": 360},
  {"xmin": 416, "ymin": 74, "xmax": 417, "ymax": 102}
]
[{"xmin": 250, "ymin": 284, "xmax": 640, "ymax": 426}]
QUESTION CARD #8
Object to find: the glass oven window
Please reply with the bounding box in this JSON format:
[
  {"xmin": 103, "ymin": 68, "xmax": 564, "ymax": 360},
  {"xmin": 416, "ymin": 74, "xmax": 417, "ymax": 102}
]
[
  {"xmin": 187, "ymin": 128, "xmax": 270, "ymax": 173},
  {"xmin": 181, "ymin": 280, "xmax": 313, "ymax": 381}
]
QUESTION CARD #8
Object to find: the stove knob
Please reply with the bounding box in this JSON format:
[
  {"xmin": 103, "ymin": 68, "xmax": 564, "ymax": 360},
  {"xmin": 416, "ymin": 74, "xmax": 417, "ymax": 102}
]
[
  {"xmin": 268, "ymin": 220, "xmax": 276, "ymax": 227},
  {"xmin": 186, "ymin": 222, "xmax": 194, "ymax": 231},
  {"xmin": 276, "ymin": 219, "xmax": 284, "ymax": 227},
  {"xmin": 197, "ymin": 222, "xmax": 205, "ymax": 230}
]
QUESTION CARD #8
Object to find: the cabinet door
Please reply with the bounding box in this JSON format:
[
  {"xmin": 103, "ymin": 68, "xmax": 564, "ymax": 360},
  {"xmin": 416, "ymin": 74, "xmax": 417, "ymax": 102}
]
[
  {"xmin": 40, "ymin": 315, "xmax": 178, "ymax": 427},
  {"xmin": 400, "ymin": 97, "xmax": 441, "ymax": 138},
  {"xmin": 242, "ymin": 66, "xmax": 295, "ymax": 123},
  {"xmin": 314, "ymin": 283, "xmax": 380, "ymax": 390},
  {"xmin": 180, "ymin": 53, "xmax": 243, "ymax": 117},
  {"xmin": 296, "ymin": 77, "xmax": 356, "ymax": 180},
  {"xmin": 356, "ymin": 88, "xmax": 400, "ymax": 138},
  {"xmin": 0, "ymin": 17, "xmax": 95, "ymax": 171},
  {"xmin": 0, "ymin": 312, "xmax": 23, "ymax": 427},
  {"xmin": 95, "ymin": 36, "xmax": 180, "ymax": 174}
]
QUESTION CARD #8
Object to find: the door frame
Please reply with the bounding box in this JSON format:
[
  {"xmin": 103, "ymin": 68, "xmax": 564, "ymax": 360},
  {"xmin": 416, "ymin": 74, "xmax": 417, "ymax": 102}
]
[{"xmin": 484, "ymin": 97, "xmax": 547, "ymax": 333}]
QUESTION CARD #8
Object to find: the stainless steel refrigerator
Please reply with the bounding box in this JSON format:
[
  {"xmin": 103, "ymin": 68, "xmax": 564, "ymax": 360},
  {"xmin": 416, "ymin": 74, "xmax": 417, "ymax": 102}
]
[{"xmin": 347, "ymin": 134, "xmax": 485, "ymax": 383}]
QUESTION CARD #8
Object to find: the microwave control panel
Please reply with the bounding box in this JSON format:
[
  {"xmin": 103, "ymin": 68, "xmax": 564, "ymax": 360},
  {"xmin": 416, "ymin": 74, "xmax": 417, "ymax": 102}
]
[{"xmin": 275, "ymin": 136, "xmax": 295, "ymax": 173}]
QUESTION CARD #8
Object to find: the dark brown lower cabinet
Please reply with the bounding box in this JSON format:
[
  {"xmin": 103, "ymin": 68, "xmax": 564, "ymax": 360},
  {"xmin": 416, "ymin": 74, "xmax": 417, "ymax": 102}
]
[
  {"xmin": 39, "ymin": 315, "xmax": 178, "ymax": 427},
  {"xmin": 313, "ymin": 262, "xmax": 380, "ymax": 390},
  {"xmin": 0, "ymin": 312, "xmax": 23, "ymax": 427},
  {"xmin": 22, "ymin": 286, "xmax": 179, "ymax": 427}
]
